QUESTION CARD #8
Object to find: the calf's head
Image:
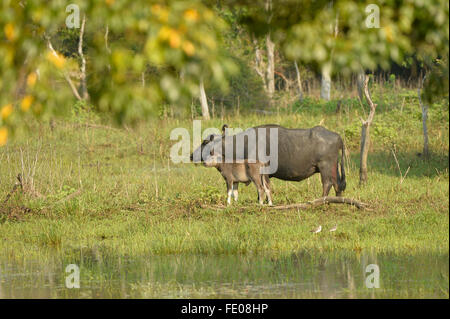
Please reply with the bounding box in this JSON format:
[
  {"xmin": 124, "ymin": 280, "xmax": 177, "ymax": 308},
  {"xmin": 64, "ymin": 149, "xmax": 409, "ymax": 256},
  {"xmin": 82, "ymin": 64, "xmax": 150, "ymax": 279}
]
[
  {"xmin": 190, "ymin": 124, "xmax": 229, "ymax": 164},
  {"xmin": 190, "ymin": 133, "xmax": 221, "ymax": 164}
]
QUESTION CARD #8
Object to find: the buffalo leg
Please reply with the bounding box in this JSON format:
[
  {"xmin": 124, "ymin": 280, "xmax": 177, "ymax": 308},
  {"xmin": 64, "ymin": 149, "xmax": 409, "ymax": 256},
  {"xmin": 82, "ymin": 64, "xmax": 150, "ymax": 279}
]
[
  {"xmin": 321, "ymin": 180, "xmax": 333, "ymax": 197},
  {"xmin": 331, "ymin": 161, "xmax": 341, "ymax": 196},
  {"xmin": 318, "ymin": 162, "xmax": 337, "ymax": 197}
]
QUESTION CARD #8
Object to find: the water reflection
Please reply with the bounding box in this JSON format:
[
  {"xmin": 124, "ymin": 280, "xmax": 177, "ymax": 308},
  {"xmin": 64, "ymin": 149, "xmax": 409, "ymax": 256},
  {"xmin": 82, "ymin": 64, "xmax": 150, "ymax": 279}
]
[{"xmin": 0, "ymin": 250, "xmax": 448, "ymax": 298}]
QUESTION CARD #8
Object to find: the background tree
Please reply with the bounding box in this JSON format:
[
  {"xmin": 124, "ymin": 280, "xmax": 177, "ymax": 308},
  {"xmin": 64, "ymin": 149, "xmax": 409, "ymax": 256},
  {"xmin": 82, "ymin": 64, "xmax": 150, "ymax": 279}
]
[
  {"xmin": 320, "ymin": 3, "xmax": 338, "ymax": 101},
  {"xmin": 1, "ymin": 0, "xmax": 448, "ymax": 150},
  {"xmin": 229, "ymin": 0, "xmax": 448, "ymax": 183},
  {"xmin": 199, "ymin": 78, "xmax": 210, "ymax": 120},
  {"xmin": 0, "ymin": 0, "xmax": 237, "ymax": 141}
]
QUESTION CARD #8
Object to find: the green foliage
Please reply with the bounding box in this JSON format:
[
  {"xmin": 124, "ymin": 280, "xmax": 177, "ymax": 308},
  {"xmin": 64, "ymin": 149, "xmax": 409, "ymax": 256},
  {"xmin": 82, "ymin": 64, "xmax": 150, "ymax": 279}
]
[
  {"xmin": 46, "ymin": 185, "xmax": 77, "ymax": 203},
  {"xmin": 195, "ymin": 184, "xmax": 222, "ymax": 204},
  {"xmin": 422, "ymin": 57, "xmax": 450, "ymax": 103},
  {"xmin": 231, "ymin": 0, "xmax": 448, "ymax": 95},
  {"xmin": 431, "ymin": 101, "xmax": 450, "ymax": 122},
  {"xmin": 203, "ymin": 49, "xmax": 268, "ymax": 111},
  {"xmin": 343, "ymin": 122, "xmax": 361, "ymax": 140},
  {"xmin": 292, "ymin": 96, "xmax": 360, "ymax": 116},
  {"xmin": 0, "ymin": 0, "xmax": 238, "ymax": 131},
  {"xmin": 385, "ymin": 74, "xmax": 396, "ymax": 89},
  {"xmin": 53, "ymin": 27, "xmax": 85, "ymax": 59},
  {"xmin": 372, "ymin": 122, "xmax": 397, "ymax": 145},
  {"xmin": 1, "ymin": 0, "xmax": 448, "ymax": 143}
]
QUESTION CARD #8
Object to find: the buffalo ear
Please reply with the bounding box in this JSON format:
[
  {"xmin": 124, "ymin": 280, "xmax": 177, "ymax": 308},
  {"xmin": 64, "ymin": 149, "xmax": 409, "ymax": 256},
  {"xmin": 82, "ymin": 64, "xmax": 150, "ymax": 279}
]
[{"xmin": 221, "ymin": 124, "xmax": 228, "ymax": 136}]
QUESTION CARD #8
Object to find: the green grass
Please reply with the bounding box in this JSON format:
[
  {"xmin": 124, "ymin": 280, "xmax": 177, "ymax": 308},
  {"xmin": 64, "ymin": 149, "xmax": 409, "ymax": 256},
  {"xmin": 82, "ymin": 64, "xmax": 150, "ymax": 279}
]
[{"xmin": 0, "ymin": 88, "xmax": 448, "ymax": 261}]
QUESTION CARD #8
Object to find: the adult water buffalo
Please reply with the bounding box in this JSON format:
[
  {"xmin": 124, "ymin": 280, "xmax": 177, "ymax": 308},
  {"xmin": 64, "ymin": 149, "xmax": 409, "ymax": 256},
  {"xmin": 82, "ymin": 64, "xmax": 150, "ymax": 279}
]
[{"xmin": 191, "ymin": 124, "xmax": 346, "ymax": 197}]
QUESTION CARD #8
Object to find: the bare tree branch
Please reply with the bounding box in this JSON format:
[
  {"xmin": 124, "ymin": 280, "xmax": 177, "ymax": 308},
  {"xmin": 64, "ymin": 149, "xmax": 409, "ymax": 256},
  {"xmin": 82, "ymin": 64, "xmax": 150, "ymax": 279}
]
[
  {"xmin": 294, "ymin": 60, "xmax": 303, "ymax": 100},
  {"xmin": 104, "ymin": 25, "xmax": 111, "ymax": 54},
  {"xmin": 418, "ymin": 74, "xmax": 429, "ymax": 157},
  {"xmin": 199, "ymin": 78, "xmax": 210, "ymax": 120},
  {"xmin": 253, "ymin": 38, "xmax": 267, "ymax": 91},
  {"xmin": 359, "ymin": 75, "xmax": 377, "ymax": 184},
  {"xmin": 78, "ymin": 14, "xmax": 88, "ymax": 100}
]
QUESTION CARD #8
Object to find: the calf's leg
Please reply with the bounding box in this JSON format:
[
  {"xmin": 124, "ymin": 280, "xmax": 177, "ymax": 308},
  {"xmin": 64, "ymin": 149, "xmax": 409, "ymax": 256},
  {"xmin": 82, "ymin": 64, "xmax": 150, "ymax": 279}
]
[
  {"xmin": 232, "ymin": 182, "xmax": 239, "ymax": 202},
  {"xmin": 262, "ymin": 175, "xmax": 273, "ymax": 205},
  {"xmin": 256, "ymin": 186, "xmax": 265, "ymax": 205},
  {"xmin": 226, "ymin": 179, "xmax": 233, "ymax": 205},
  {"xmin": 247, "ymin": 166, "xmax": 266, "ymax": 205}
]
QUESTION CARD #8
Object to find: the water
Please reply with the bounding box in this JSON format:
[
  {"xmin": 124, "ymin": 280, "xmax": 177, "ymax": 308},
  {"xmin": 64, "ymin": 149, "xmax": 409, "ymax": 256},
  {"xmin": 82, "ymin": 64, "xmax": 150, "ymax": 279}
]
[{"xmin": 0, "ymin": 250, "xmax": 448, "ymax": 298}]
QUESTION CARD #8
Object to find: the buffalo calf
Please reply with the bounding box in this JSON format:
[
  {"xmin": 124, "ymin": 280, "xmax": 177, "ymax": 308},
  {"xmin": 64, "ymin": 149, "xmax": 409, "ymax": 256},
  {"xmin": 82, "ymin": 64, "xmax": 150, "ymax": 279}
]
[{"xmin": 204, "ymin": 155, "xmax": 272, "ymax": 205}]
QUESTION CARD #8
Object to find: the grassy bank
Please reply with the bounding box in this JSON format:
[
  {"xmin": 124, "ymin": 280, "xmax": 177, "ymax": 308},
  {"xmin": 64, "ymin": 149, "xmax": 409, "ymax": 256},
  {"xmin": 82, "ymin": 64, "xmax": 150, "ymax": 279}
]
[{"xmin": 0, "ymin": 88, "xmax": 448, "ymax": 261}]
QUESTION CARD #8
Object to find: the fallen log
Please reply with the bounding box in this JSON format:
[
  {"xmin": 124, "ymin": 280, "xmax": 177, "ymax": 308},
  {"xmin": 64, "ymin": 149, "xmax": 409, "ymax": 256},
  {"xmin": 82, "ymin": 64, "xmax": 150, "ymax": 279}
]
[
  {"xmin": 2, "ymin": 174, "xmax": 22, "ymax": 205},
  {"xmin": 201, "ymin": 196, "xmax": 369, "ymax": 211},
  {"xmin": 271, "ymin": 196, "xmax": 369, "ymax": 210},
  {"xmin": 47, "ymin": 189, "xmax": 82, "ymax": 208}
]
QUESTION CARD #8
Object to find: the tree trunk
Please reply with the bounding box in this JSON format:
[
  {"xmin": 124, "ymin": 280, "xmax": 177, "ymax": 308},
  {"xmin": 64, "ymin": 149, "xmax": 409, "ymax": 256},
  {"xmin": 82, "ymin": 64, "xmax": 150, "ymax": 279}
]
[
  {"xmin": 105, "ymin": 25, "xmax": 111, "ymax": 72},
  {"xmin": 320, "ymin": 62, "xmax": 331, "ymax": 101},
  {"xmin": 78, "ymin": 15, "xmax": 89, "ymax": 100},
  {"xmin": 359, "ymin": 76, "xmax": 377, "ymax": 184},
  {"xmin": 421, "ymin": 105, "xmax": 429, "ymax": 157},
  {"xmin": 294, "ymin": 61, "xmax": 303, "ymax": 102},
  {"xmin": 199, "ymin": 78, "xmax": 210, "ymax": 120},
  {"xmin": 266, "ymin": 32, "xmax": 275, "ymax": 98},
  {"xmin": 265, "ymin": 0, "xmax": 274, "ymax": 98},
  {"xmin": 320, "ymin": 9, "xmax": 338, "ymax": 101},
  {"xmin": 418, "ymin": 74, "xmax": 429, "ymax": 158},
  {"xmin": 253, "ymin": 38, "xmax": 267, "ymax": 91},
  {"xmin": 360, "ymin": 122, "xmax": 371, "ymax": 183},
  {"xmin": 14, "ymin": 63, "xmax": 28, "ymax": 100},
  {"xmin": 357, "ymin": 72, "xmax": 365, "ymax": 101}
]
